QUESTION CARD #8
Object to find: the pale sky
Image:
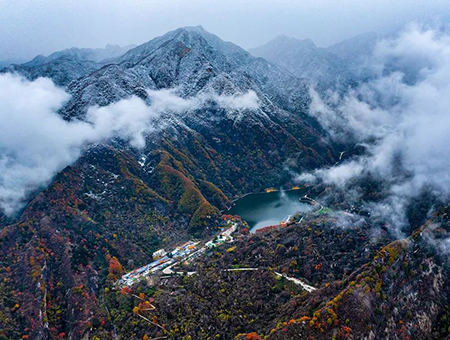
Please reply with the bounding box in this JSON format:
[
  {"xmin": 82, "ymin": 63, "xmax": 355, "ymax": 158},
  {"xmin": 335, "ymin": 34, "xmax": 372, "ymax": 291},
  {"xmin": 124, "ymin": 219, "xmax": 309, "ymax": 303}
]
[{"xmin": 1, "ymin": 0, "xmax": 449, "ymax": 61}]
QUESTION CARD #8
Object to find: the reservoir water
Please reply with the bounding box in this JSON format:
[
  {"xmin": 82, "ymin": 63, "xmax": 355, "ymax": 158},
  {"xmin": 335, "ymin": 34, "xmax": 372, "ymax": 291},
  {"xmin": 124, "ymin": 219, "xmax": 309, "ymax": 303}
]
[{"xmin": 228, "ymin": 189, "xmax": 311, "ymax": 232}]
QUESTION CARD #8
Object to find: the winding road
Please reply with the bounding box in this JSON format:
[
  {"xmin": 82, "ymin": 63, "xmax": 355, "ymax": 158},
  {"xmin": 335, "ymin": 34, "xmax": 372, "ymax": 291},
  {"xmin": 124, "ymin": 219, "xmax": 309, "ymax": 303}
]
[{"xmin": 161, "ymin": 267, "xmax": 316, "ymax": 293}]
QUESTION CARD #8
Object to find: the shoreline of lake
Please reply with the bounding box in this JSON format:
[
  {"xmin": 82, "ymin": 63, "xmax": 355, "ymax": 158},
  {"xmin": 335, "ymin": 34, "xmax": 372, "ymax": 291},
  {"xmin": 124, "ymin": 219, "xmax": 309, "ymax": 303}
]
[{"xmin": 226, "ymin": 187, "xmax": 312, "ymax": 232}]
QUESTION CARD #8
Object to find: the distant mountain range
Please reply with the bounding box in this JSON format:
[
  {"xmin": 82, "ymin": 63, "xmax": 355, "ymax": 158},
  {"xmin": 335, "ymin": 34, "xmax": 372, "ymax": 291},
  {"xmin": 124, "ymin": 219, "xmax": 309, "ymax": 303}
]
[
  {"xmin": 0, "ymin": 58, "xmax": 26, "ymax": 68},
  {"xmin": 249, "ymin": 32, "xmax": 378, "ymax": 89},
  {"xmin": 2, "ymin": 44, "xmax": 135, "ymax": 86}
]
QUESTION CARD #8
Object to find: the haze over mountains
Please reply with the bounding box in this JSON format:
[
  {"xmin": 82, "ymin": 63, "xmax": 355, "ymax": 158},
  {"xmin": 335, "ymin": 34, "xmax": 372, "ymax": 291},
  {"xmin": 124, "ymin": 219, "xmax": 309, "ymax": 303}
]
[
  {"xmin": 249, "ymin": 32, "xmax": 378, "ymax": 88},
  {"xmin": 1, "ymin": 24, "xmax": 450, "ymax": 340}
]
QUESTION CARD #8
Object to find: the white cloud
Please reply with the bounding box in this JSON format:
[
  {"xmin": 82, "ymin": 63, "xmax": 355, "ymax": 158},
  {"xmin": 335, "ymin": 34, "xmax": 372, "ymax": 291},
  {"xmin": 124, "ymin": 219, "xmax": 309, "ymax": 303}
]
[
  {"xmin": 0, "ymin": 74, "xmax": 260, "ymax": 215},
  {"xmin": 147, "ymin": 88, "xmax": 260, "ymax": 112},
  {"xmin": 307, "ymin": 25, "xmax": 450, "ymax": 229},
  {"xmin": 209, "ymin": 91, "xmax": 260, "ymax": 110},
  {"xmin": 316, "ymin": 161, "xmax": 365, "ymax": 188},
  {"xmin": 0, "ymin": 74, "xmax": 93, "ymax": 216},
  {"xmin": 294, "ymin": 172, "xmax": 317, "ymax": 184},
  {"xmin": 87, "ymin": 96, "xmax": 159, "ymax": 149}
]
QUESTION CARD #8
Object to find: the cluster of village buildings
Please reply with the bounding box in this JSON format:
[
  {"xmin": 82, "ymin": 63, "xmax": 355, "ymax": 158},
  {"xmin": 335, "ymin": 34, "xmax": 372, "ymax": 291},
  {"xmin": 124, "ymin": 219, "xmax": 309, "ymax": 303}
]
[
  {"xmin": 117, "ymin": 218, "xmax": 240, "ymax": 287},
  {"xmin": 118, "ymin": 240, "xmax": 198, "ymax": 287}
]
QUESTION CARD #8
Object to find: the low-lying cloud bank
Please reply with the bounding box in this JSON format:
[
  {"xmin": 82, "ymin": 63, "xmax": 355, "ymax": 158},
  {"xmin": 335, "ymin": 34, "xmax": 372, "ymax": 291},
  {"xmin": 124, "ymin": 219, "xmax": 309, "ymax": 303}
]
[
  {"xmin": 300, "ymin": 25, "xmax": 450, "ymax": 231},
  {"xmin": 0, "ymin": 73, "xmax": 259, "ymax": 215}
]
